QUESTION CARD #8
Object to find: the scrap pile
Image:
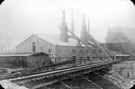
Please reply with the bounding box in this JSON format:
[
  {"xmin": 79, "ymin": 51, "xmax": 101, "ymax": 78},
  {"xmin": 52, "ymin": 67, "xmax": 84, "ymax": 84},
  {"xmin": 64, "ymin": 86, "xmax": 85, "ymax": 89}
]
[{"xmin": 105, "ymin": 70, "xmax": 134, "ymax": 89}]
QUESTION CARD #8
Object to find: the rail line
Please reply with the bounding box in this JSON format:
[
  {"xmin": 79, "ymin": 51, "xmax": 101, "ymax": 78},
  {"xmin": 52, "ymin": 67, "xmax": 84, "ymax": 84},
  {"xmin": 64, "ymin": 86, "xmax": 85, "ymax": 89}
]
[
  {"xmin": 0, "ymin": 60, "xmax": 122, "ymax": 89},
  {"xmin": 9, "ymin": 60, "xmax": 121, "ymax": 83}
]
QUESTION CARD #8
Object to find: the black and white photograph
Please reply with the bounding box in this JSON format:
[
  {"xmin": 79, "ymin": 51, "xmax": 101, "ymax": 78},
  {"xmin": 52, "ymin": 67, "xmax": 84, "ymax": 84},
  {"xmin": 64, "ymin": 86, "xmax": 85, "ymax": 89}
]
[{"xmin": 0, "ymin": 0, "xmax": 135, "ymax": 89}]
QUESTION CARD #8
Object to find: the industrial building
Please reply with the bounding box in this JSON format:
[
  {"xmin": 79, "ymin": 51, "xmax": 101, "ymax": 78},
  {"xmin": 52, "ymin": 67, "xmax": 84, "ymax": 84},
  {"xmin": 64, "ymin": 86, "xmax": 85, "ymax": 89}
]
[
  {"xmin": 0, "ymin": 10, "xmax": 118, "ymax": 69},
  {"xmin": 13, "ymin": 10, "xmax": 109, "ymax": 63},
  {"xmin": 106, "ymin": 27, "xmax": 135, "ymax": 56}
]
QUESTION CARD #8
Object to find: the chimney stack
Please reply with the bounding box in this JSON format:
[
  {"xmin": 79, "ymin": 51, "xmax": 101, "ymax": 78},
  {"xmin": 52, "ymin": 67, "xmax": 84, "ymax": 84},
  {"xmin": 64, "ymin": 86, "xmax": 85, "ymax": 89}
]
[
  {"xmin": 62, "ymin": 10, "xmax": 66, "ymax": 23},
  {"xmin": 88, "ymin": 19, "xmax": 90, "ymax": 33},
  {"xmin": 71, "ymin": 9, "xmax": 74, "ymax": 34},
  {"xmin": 80, "ymin": 14, "xmax": 88, "ymax": 44},
  {"xmin": 59, "ymin": 10, "xmax": 68, "ymax": 42},
  {"xmin": 82, "ymin": 14, "xmax": 86, "ymax": 25}
]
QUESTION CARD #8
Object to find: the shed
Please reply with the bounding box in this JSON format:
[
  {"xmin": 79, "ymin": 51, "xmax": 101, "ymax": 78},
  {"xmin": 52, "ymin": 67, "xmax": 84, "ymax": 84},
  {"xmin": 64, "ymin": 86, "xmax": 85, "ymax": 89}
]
[{"xmin": 0, "ymin": 52, "xmax": 52, "ymax": 68}]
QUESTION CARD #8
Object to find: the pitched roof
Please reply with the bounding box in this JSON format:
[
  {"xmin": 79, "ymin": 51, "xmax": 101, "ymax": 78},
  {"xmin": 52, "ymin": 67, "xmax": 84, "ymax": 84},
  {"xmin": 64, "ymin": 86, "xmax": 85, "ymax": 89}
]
[{"xmin": 36, "ymin": 34, "xmax": 78, "ymax": 46}]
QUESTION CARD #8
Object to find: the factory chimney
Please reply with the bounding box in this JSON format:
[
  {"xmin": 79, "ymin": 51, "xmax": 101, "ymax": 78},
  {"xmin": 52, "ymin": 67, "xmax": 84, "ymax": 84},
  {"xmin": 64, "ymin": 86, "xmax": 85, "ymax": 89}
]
[
  {"xmin": 62, "ymin": 10, "xmax": 65, "ymax": 23},
  {"xmin": 71, "ymin": 9, "xmax": 74, "ymax": 37},
  {"xmin": 80, "ymin": 14, "xmax": 88, "ymax": 43},
  {"xmin": 87, "ymin": 19, "xmax": 90, "ymax": 33},
  {"xmin": 59, "ymin": 10, "xmax": 68, "ymax": 42}
]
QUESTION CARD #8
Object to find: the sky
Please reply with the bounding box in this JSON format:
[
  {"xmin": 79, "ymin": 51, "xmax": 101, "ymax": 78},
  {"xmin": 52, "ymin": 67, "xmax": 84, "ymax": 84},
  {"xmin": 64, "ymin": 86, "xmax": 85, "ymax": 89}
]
[{"xmin": 0, "ymin": 0, "xmax": 135, "ymax": 50}]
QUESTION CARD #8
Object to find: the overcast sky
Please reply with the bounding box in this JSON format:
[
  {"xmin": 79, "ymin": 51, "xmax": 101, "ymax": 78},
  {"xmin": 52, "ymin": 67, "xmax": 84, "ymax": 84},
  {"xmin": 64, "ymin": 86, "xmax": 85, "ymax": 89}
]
[{"xmin": 0, "ymin": 0, "xmax": 135, "ymax": 49}]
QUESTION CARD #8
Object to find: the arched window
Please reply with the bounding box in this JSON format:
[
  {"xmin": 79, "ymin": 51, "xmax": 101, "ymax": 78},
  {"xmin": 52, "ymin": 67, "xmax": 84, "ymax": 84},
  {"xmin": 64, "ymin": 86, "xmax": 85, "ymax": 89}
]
[
  {"xmin": 32, "ymin": 42, "xmax": 36, "ymax": 52},
  {"xmin": 48, "ymin": 48, "xmax": 51, "ymax": 53}
]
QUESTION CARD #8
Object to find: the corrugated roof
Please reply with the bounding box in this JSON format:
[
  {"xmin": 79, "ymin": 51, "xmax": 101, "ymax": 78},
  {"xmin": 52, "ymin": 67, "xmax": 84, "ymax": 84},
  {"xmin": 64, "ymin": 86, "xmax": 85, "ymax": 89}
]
[{"xmin": 36, "ymin": 34, "xmax": 78, "ymax": 46}]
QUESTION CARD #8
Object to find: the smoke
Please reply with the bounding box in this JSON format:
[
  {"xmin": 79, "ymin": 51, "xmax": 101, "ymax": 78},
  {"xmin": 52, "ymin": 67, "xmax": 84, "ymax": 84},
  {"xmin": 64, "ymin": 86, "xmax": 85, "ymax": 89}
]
[
  {"xmin": 107, "ymin": 26, "xmax": 135, "ymax": 43},
  {"xmin": 106, "ymin": 26, "xmax": 135, "ymax": 55}
]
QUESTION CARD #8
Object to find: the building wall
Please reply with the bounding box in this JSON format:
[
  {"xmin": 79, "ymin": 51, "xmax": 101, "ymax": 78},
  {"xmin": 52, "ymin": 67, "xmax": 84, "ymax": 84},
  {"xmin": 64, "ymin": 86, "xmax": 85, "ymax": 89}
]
[
  {"xmin": 15, "ymin": 35, "xmax": 56, "ymax": 57},
  {"xmin": 56, "ymin": 46, "xmax": 105, "ymax": 57},
  {"xmin": 27, "ymin": 55, "xmax": 52, "ymax": 68},
  {"xmin": 0, "ymin": 56, "xmax": 27, "ymax": 68},
  {"xmin": 0, "ymin": 57, "xmax": 11, "ymax": 68},
  {"xmin": 14, "ymin": 35, "xmax": 107, "ymax": 64},
  {"xmin": 54, "ymin": 45, "xmax": 106, "ymax": 63},
  {"xmin": 0, "ymin": 54, "xmax": 52, "ymax": 68}
]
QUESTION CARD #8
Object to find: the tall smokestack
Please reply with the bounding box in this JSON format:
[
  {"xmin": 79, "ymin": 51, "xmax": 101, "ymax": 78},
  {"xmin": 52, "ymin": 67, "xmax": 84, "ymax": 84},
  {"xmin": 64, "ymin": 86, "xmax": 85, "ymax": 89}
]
[
  {"xmin": 88, "ymin": 19, "xmax": 90, "ymax": 33},
  {"xmin": 83, "ymin": 14, "xmax": 86, "ymax": 25},
  {"xmin": 80, "ymin": 14, "xmax": 88, "ymax": 44},
  {"xmin": 62, "ymin": 10, "xmax": 66, "ymax": 23},
  {"xmin": 71, "ymin": 9, "xmax": 74, "ymax": 34},
  {"xmin": 59, "ymin": 10, "xmax": 68, "ymax": 42}
]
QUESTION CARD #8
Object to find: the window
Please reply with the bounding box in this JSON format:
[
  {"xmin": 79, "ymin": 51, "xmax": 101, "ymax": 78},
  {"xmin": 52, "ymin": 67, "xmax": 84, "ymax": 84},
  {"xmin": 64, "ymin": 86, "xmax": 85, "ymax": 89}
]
[
  {"xmin": 87, "ymin": 57, "xmax": 90, "ymax": 61},
  {"xmin": 99, "ymin": 50, "xmax": 102, "ymax": 53},
  {"xmin": 58, "ymin": 48, "xmax": 61, "ymax": 52},
  {"xmin": 48, "ymin": 48, "xmax": 51, "ymax": 53},
  {"xmin": 92, "ymin": 49, "xmax": 96, "ymax": 54},
  {"xmin": 86, "ymin": 49, "xmax": 89, "ymax": 53},
  {"xmin": 72, "ymin": 49, "xmax": 76, "ymax": 53},
  {"xmin": 48, "ymin": 49, "xmax": 51, "ymax": 53},
  {"xmin": 32, "ymin": 42, "xmax": 36, "ymax": 52},
  {"xmin": 80, "ymin": 49, "xmax": 83, "ymax": 53},
  {"xmin": 65, "ymin": 48, "xmax": 68, "ymax": 52}
]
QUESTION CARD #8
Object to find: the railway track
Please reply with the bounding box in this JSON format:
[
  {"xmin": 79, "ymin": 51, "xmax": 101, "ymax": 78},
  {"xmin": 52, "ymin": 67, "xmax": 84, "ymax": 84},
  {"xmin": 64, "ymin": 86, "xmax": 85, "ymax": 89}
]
[
  {"xmin": 0, "ymin": 60, "xmax": 121, "ymax": 89},
  {"xmin": 9, "ymin": 60, "xmax": 119, "ymax": 82}
]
